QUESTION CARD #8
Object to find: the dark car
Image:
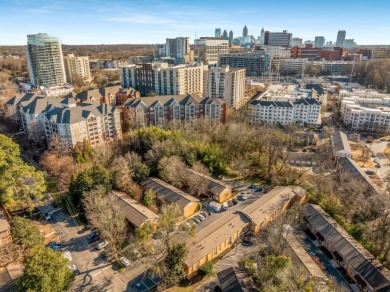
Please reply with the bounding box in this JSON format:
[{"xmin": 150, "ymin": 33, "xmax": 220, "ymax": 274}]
[
  {"xmin": 87, "ymin": 231, "xmax": 100, "ymax": 243},
  {"xmin": 232, "ymin": 197, "xmax": 238, "ymax": 205},
  {"xmin": 227, "ymin": 200, "xmax": 233, "ymax": 207},
  {"xmin": 47, "ymin": 241, "xmax": 62, "ymax": 250}
]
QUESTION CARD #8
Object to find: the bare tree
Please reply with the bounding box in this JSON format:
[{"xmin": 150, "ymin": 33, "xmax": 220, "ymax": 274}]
[
  {"xmin": 82, "ymin": 186, "xmax": 127, "ymax": 260},
  {"xmin": 0, "ymin": 242, "xmax": 23, "ymax": 267},
  {"xmin": 184, "ymin": 161, "xmax": 209, "ymax": 196},
  {"xmin": 158, "ymin": 156, "xmax": 186, "ymax": 188}
]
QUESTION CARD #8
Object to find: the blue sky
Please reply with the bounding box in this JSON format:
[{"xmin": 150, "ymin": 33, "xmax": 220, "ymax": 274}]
[{"xmin": 0, "ymin": 0, "xmax": 389, "ymax": 45}]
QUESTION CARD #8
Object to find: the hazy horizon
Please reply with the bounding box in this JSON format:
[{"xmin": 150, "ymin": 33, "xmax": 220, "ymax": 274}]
[{"xmin": 1, "ymin": 0, "xmax": 390, "ymax": 46}]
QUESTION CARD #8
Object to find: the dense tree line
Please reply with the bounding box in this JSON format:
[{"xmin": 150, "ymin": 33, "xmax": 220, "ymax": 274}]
[{"xmin": 353, "ymin": 59, "xmax": 390, "ymax": 93}]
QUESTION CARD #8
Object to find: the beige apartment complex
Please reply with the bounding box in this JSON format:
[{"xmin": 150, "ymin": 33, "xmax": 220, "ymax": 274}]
[
  {"xmin": 63, "ymin": 53, "xmax": 91, "ymax": 84},
  {"xmin": 204, "ymin": 65, "xmax": 246, "ymax": 109}
]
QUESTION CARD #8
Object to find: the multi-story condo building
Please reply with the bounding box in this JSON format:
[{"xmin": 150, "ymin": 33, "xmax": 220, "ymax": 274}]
[
  {"xmin": 128, "ymin": 55, "xmax": 154, "ymax": 64},
  {"xmin": 204, "ymin": 66, "xmax": 246, "ymax": 109},
  {"xmin": 262, "ymin": 46, "xmax": 291, "ymax": 70},
  {"xmin": 119, "ymin": 62, "xmax": 205, "ymax": 96},
  {"xmin": 26, "ymin": 33, "xmax": 66, "ymax": 88},
  {"xmin": 165, "ymin": 37, "xmax": 190, "ymax": 64},
  {"xmin": 264, "ymin": 30, "xmax": 292, "ymax": 48},
  {"xmin": 280, "ymin": 59, "xmax": 310, "ymax": 74},
  {"xmin": 6, "ymin": 88, "xmax": 125, "ymax": 145},
  {"xmin": 248, "ymin": 88, "xmax": 321, "ymax": 126},
  {"xmin": 194, "ymin": 37, "xmax": 229, "ymax": 64},
  {"xmin": 218, "ymin": 52, "xmax": 269, "ymax": 76},
  {"xmin": 44, "ymin": 100, "xmax": 122, "ymax": 147},
  {"xmin": 63, "ymin": 54, "xmax": 91, "ymax": 84},
  {"xmin": 122, "ymin": 95, "xmax": 226, "ymax": 126},
  {"xmin": 322, "ymin": 61, "xmax": 353, "ymax": 75},
  {"xmin": 340, "ymin": 96, "xmax": 390, "ymax": 133}
]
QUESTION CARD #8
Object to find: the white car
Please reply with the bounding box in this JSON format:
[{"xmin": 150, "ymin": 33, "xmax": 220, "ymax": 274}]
[
  {"xmin": 68, "ymin": 264, "xmax": 80, "ymax": 275},
  {"xmin": 120, "ymin": 256, "xmax": 130, "ymax": 267},
  {"xmin": 222, "ymin": 202, "xmax": 229, "ymax": 210},
  {"xmin": 97, "ymin": 240, "xmax": 108, "ymax": 250}
]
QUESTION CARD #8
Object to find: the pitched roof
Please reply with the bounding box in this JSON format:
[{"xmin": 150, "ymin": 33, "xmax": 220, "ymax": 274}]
[
  {"xmin": 240, "ymin": 186, "xmax": 306, "ymax": 226},
  {"xmin": 141, "ymin": 178, "xmax": 199, "ymax": 210},
  {"xmin": 293, "ymin": 97, "xmax": 321, "ymax": 106},
  {"xmin": 123, "ymin": 95, "xmax": 226, "ymax": 108},
  {"xmin": 6, "ymin": 92, "xmax": 38, "ymax": 107},
  {"xmin": 217, "ymin": 267, "xmax": 257, "ymax": 292},
  {"xmin": 249, "ymin": 100, "xmax": 294, "ymax": 107},
  {"xmin": 184, "ymin": 168, "xmax": 231, "ymax": 195},
  {"xmin": 112, "ymin": 191, "xmax": 159, "ymax": 228},
  {"xmin": 184, "ymin": 212, "xmax": 250, "ymax": 267},
  {"xmin": 21, "ymin": 96, "xmax": 62, "ymax": 115},
  {"xmin": 305, "ymin": 84, "xmax": 326, "ymax": 96},
  {"xmin": 303, "ymin": 204, "xmax": 390, "ymax": 291}
]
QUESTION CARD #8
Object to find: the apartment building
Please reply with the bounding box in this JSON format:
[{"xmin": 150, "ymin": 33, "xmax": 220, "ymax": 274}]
[
  {"xmin": 204, "ymin": 66, "xmax": 246, "ymax": 109},
  {"xmin": 184, "ymin": 186, "xmax": 306, "ymax": 278},
  {"xmin": 6, "ymin": 88, "xmax": 124, "ymax": 146},
  {"xmin": 218, "ymin": 52, "xmax": 269, "ymax": 76},
  {"xmin": 26, "ymin": 33, "xmax": 66, "ymax": 88},
  {"xmin": 248, "ymin": 94, "xmax": 321, "ymax": 126},
  {"xmin": 122, "ymin": 94, "xmax": 226, "ymax": 126},
  {"xmin": 153, "ymin": 63, "xmax": 205, "ymax": 96},
  {"xmin": 119, "ymin": 62, "xmax": 205, "ymax": 96},
  {"xmin": 280, "ymin": 59, "xmax": 310, "ymax": 74},
  {"xmin": 340, "ymin": 96, "xmax": 390, "ymax": 133},
  {"xmin": 165, "ymin": 37, "xmax": 190, "ymax": 64},
  {"xmin": 63, "ymin": 54, "xmax": 91, "ymax": 84},
  {"xmin": 322, "ymin": 61, "xmax": 353, "ymax": 75},
  {"xmin": 44, "ymin": 100, "xmax": 122, "ymax": 147},
  {"xmin": 194, "ymin": 37, "xmax": 229, "ymax": 64}
]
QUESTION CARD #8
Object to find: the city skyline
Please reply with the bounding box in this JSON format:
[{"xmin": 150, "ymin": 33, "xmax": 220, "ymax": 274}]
[{"xmin": 0, "ymin": 0, "xmax": 390, "ymax": 45}]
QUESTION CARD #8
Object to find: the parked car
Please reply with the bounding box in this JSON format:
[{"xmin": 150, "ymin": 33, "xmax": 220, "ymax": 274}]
[
  {"xmin": 193, "ymin": 217, "xmax": 200, "ymax": 224},
  {"xmin": 200, "ymin": 211, "xmax": 208, "ymax": 217},
  {"xmin": 120, "ymin": 256, "xmax": 130, "ymax": 267},
  {"xmin": 376, "ymin": 164, "xmax": 381, "ymax": 168},
  {"xmin": 255, "ymin": 187, "xmax": 263, "ymax": 193},
  {"xmin": 44, "ymin": 212, "xmax": 52, "ymax": 220},
  {"xmin": 209, "ymin": 201, "xmax": 222, "ymax": 212},
  {"xmin": 374, "ymin": 159, "xmax": 378, "ymax": 163},
  {"xmin": 232, "ymin": 197, "xmax": 238, "ymax": 205},
  {"xmin": 196, "ymin": 214, "xmax": 206, "ymax": 221},
  {"xmin": 97, "ymin": 240, "xmax": 108, "ymax": 250},
  {"xmin": 87, "ymin": 231, "xmax": 100, "ymax": 243},
  {"xmin": 222, "ymin": 202, "xmax": 229, "ymax": 211},
  {"xmin": 68, "ymin": 265, "xmax": 80, "ymax": 275},
  {"xmin": 365, "ymin": 170, "xmax": 375, "ymax": 175},
  {"xmin": 227, "ymin": 200, "xmax": 233, "ymax": 207},
  {"xmin": 47, "ymin": 241, "xmax": 62, "ymax": 251},
  {"xmin": 240, "ymin": 194, "xmax": 247, "ymax": 201}
]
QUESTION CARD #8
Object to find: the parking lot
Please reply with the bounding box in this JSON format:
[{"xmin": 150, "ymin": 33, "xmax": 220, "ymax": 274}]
[{"xmin": 188, "ymin": 183, "xmax": 269, "ymax": 232}]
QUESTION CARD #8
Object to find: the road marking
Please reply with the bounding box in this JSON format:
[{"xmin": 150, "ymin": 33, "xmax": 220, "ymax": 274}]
[
  {"xmin": 54, "ymin": 225, "xmax": 66, "ymax": 239},
  {"xmin": 91, "ymin": 265, "xmax": 111, "ymax": 278}
]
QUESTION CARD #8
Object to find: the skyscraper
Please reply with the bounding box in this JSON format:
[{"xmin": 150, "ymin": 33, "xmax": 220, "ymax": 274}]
[
  {"xmin": 336, "ymin": 30, "xmax": 346, "ymax": 47},
  {"xmin": 264, "ymin": 30, "xmax": 292, "ymax": 48},
  {"xmin": 314, "ymin": 36, "xmax": 325, "ymax": 48},
  {"xmin": 26, "ymin": 33, "xmax": 66, "ymax": 88},
  {"xmin": 243, "ymin": 25, "xmax": 248, "ymax": 37},
  {"xmin": 260, "ymin": 28, "xmax": 265, "ymax": 45},
  {"xmin": 229, "ymin": 31, "xmax": 234, "ymax": 46},
  {"xmin": 165, "ymin": 37, "xmax": 190, "ymax": 64},
  {"xmin": 222, "ymin": 29, "xmax": 228, "ymax": 39},
  {"xmin": 215, "ymin": 28, "xmax": 221, "ymax": 38}
]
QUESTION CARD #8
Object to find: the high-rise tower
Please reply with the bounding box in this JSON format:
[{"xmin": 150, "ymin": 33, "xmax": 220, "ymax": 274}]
[
  {"xmin": 222, "ymin": 29, "xmax": 228, "ymax": 39},
  {"xmin": 243, "ymin": 25, "xmax": 248, "ymax": 37},
  {"xmin": 26, "ymin": 33, "xmax": 66, "ymax": 87},
  {"xmin": 215, "ymin": 28, "xmax": 221, "ymax": 38},
  {"xmin": 336, "ymin": 30, "xmax": 346, "ymax": 47},
  {"xmin": 229, "ymin": 30, "xmax": 234, "ymax": 46}
]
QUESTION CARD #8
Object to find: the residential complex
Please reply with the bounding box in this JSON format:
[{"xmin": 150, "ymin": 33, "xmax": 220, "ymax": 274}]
[
  {"xmin": 340, "ymin": 95, "xmax": 390, "ymax": 133},
  {"xmin": 184, "ymin": 186, "xmax": 306, "ymax": 277},
  {"xmin": 204, "ymin": 66, "xmax": 246, "ymax": 109},
  {"xmin": 26, "ymin": 33, "xmax": 66, "ymax": 88},
  {"xmin": 119, "ymin": 62, "xmax": 205, "ymax": 96},
  {"xmin": 303, "ymin": 204, "xmax": 390, "ymax": 292},
  {"xmin": 63, "ymin": 54, "xmax": 91, "ymax": 84},
  {"xmin": 194, "ymin": 37, "xmax": 229, "ymax": 64},
  {"xmin": 248, "ymin": 85, "xmax": 321, "ymax": 126},
  {"xmin": 164, "ymin": 37, "xmax": 190, "ymax": 64},
  {"xmin": 122, "ymin": 94, "xmax": 227, "ymax": 126},
  {"xmin": 218, "ymin": 52, "xmax": 268, "ymax": 76},
  {"xmin": 6, "ymin": 88, "xmax": 124, "ymax": 146}
]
